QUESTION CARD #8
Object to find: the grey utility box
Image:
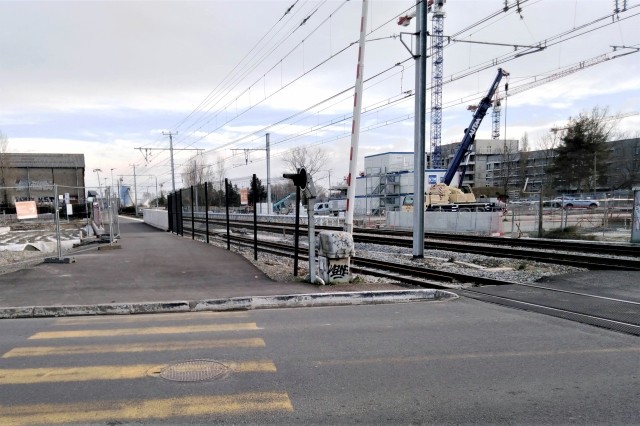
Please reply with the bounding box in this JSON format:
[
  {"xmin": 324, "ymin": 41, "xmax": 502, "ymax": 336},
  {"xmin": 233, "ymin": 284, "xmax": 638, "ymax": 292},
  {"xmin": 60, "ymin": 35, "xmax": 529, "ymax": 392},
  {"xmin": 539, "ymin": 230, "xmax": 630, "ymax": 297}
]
[{"xmin": 316, "ymin": 230, "xmax": 355, "ymax": 284}]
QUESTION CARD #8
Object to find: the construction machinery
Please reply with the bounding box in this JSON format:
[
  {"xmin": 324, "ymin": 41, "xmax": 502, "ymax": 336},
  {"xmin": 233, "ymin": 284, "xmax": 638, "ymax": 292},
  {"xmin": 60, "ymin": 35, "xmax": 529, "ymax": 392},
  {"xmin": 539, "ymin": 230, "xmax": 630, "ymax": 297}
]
[
  {"xmin": 399, "ymin": 68, "xmax": 508, "ymax": 212},
  {"xmin": 425, "ymin": 68, "xmax": 509, "ymax": 211}
]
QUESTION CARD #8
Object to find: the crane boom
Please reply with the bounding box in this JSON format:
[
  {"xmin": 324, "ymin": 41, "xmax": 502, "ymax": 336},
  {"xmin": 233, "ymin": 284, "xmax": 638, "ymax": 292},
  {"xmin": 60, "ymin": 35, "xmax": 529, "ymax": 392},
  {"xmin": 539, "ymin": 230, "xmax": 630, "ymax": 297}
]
[{"xmin": 442, "ymin": 68, "xmax": 509, "ymax": 186}]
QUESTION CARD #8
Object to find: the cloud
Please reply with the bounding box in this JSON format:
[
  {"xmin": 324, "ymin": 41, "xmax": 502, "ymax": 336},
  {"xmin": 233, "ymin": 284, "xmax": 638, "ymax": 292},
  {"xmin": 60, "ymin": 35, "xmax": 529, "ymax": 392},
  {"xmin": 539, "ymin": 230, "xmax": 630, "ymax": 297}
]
[{"xmin": 1, "ymin": 0, "xmax": 638, "ymax": 193}]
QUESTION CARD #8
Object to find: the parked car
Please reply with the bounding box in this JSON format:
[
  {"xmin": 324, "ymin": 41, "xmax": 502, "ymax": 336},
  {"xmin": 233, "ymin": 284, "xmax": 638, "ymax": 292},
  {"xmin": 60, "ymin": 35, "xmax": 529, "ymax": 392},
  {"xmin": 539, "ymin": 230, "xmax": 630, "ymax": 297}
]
[
  {"xmin": 313, "ymin": 202, "xmax": 330, "ymax": 216},
  {"xmin": 552, "ymin": 198, "xmax": 599, "ymax": 209}
]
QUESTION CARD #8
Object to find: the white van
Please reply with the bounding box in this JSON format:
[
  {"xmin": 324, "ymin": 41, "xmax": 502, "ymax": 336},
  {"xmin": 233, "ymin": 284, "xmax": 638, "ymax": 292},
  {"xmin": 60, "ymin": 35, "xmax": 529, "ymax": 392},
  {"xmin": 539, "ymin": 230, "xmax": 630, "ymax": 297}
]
[{"xmin": 314, "ymin": 202, "xmax": 330, "ymax": 216}]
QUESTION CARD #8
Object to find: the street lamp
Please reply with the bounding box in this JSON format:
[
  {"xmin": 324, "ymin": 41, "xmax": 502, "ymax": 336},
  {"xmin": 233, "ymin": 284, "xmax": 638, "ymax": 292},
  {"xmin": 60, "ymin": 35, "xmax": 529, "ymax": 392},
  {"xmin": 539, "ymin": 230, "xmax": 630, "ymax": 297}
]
[
  {"xmin": 110, "ymin": 168, "xmax": 116, "ymax": 198},
  {"xmin": 92, "ymin": 168, "xmax": 102, "ymax": 198}
]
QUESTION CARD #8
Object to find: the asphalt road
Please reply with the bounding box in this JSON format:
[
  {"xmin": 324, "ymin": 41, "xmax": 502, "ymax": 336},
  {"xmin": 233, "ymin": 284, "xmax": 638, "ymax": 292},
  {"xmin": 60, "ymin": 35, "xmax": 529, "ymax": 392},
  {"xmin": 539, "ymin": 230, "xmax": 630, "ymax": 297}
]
[{"xmin": 0, "ymin": 298, "xmax": 638, "ymax": 425}]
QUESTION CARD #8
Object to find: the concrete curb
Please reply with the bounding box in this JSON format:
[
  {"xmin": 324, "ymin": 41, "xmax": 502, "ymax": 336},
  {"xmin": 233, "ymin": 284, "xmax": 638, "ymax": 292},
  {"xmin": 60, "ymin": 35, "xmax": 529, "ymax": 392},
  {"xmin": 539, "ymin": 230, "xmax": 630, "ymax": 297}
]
[{"xmin": 0, "ymin": 289, "xmax": 458, "ymax": 319}]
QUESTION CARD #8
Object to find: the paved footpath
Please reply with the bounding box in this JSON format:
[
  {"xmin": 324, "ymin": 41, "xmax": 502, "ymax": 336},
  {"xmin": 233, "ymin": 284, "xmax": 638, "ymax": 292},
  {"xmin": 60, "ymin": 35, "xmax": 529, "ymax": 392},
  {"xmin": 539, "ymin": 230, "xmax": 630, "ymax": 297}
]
[{"xmin": 0, "ymin": 218, "xmax": 454, "ymax": 318}]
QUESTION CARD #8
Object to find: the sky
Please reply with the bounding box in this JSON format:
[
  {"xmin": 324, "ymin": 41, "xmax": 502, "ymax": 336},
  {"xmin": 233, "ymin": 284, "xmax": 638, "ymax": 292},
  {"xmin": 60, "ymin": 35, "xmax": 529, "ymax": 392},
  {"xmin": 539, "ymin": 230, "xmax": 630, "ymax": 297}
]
[{"xmin": 1, "ymin": 0, "xmax": 639, "ymax": 197}]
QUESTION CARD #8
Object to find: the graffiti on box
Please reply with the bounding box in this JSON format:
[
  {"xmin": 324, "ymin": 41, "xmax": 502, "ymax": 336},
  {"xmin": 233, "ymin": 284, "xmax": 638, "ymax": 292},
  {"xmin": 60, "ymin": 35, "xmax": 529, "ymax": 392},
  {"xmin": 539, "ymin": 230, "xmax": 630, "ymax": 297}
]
[{"xmin": 328, "ymin": 263, "xmax": 349, "ymax": 279}]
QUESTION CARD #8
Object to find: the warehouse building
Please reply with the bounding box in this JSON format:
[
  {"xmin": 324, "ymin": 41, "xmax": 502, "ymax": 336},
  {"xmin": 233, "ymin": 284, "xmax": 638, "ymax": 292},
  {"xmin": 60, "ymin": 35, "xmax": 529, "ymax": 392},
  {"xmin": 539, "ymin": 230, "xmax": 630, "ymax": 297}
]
[{"xmin": 0, "ymin": 153, "xmax": 85, "ymax": 211}]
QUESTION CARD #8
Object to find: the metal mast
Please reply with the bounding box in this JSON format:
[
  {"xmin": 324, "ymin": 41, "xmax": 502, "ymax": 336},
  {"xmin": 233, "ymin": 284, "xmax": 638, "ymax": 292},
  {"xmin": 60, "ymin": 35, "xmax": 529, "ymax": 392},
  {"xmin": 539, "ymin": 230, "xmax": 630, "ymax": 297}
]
[
  {"xmin": 492, "ymin": 89, "xmax": 501, "ymax": 140},
  {"xmin": 412, "ymin": 0, "xmax": 428, "ymax": 258},
  {"xmin": 429, "ymin": 0, "xmax": 445, "ymax": 169}
]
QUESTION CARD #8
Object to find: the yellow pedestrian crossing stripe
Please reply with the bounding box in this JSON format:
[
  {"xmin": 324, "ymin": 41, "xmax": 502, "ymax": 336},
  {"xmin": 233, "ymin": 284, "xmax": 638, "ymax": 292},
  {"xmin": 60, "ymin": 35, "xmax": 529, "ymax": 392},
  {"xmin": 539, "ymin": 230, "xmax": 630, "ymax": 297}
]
[
  {"xmin": 0, "ymin": 392, "xmax": 294, "ymax": 426},
  {"xmin": 28, "ymin": 323, "xmax": 260, "ymax": 339},
  {"xmin": 0, "ymin": 360, "xmax": 277, "ymax": 384},
  {"xmin": 1, "ymin": 316, "xmax": 294, "ymax": 422},
  {"xmin": 53, "ymin": 311, "xmax": 249, "ymax": 325},
  {"xmin": 3, "ymin": 337, "xmax": 266, "ymax": 358}
]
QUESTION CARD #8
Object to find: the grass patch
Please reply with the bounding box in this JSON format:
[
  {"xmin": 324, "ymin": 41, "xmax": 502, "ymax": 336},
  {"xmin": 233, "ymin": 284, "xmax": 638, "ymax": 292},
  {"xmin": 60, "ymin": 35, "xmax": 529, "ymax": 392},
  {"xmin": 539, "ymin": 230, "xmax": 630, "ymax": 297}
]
[{"xmin": 542, "ymin": 226, "xmax": 597, "ymax": 241}]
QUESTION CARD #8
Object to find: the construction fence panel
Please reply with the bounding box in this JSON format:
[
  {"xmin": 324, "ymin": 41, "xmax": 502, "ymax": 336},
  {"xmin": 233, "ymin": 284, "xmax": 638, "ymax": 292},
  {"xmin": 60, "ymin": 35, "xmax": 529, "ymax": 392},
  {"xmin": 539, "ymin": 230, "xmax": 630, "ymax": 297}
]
[
  {"xmin": 0, "ymin": 185, "xmax": 60, "ymax": 257},
  {"xmin": 0, "ymin": 184, "xmax": 119, "ymax": 262},
  {"xmin": 505, "ymin": 197, "xmax": 635, "ymax": 239}
]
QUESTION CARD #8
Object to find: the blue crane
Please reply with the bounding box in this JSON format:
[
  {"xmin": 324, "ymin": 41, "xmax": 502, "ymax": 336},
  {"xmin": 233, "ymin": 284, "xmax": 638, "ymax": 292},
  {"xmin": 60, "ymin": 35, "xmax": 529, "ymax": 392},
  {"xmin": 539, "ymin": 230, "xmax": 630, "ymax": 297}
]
[{"xmin": 442, "ymin": 68, "xmax": 509, "ymax": 186}]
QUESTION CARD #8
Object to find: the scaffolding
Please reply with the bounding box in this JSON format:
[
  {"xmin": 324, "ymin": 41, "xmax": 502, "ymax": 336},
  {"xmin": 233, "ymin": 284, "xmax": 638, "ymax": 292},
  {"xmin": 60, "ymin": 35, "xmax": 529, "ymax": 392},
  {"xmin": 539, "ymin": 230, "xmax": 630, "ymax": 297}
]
[{"xmin": 363, "ymin": 167, "xmax": 403, "ymax": 215}]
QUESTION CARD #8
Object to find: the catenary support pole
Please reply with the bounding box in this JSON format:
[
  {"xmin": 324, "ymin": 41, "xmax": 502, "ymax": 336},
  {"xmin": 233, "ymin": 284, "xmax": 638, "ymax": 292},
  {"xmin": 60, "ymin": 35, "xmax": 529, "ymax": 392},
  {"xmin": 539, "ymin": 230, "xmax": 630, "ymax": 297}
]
[
  {"xmin": 412, "ymin": 0, "xmax": 427, "ymax": 258},
  {"xmin": 163, "ymin": 131, "xmax": 178, "ymax": 192},
  {"xmin": 266, "ymin": 133, "xmax": 272, "ymax": 215},
  {"xmin": 132, "ymin": 164, "xmax": 138, "ymax": 217}
]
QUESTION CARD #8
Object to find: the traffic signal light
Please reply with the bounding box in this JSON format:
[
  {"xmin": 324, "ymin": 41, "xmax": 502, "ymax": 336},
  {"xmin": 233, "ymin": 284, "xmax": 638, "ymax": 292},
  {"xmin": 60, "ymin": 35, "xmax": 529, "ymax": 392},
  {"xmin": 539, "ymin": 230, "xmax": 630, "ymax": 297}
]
[{"xmin": 283, "ymin": 168, "xmax": 307, "ymax": 189}]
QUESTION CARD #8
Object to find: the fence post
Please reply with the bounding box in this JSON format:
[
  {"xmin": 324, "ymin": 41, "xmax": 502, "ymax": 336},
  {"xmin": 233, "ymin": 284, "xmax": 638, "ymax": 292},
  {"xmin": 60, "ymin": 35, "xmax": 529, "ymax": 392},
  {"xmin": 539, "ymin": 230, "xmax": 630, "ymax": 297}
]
[
  {"xmin": 293, "ymin": 186, "xmax": 301, "ymax": 276},
  {"xmin": 225, "ymin": 178, "xmax": 230, "ymax": 250},
  {"xmin": 172, "ymin": 192, "xmax": 178, "ymax": 233},
  {"xmin": 191, "ymin": 185, "xmax": 195, "ymax": 240},
  {"xmin": 252, "ymin": 174, "xmax": 258, "ymax": 260},
  {"xmin": 538, "ymin": 191, "xmax": 544, "ymax": 238},
  {"xmin": 167, "ymin": 193, "xmax": 173, "ymax": 233},
  {"xmin": 178, "ymin": 189, "xmax": 184, "ymax": 237},
  {"xmin": 109, "ymin": 193, "xmax": 114, "ymax": 245},
  {"xmin": 54, "ymin": 184, "xmax": 62, "ymax": 260},
  {"xmin": 204, "ymin": 182, "xmax": 210, "ymax": 244}
]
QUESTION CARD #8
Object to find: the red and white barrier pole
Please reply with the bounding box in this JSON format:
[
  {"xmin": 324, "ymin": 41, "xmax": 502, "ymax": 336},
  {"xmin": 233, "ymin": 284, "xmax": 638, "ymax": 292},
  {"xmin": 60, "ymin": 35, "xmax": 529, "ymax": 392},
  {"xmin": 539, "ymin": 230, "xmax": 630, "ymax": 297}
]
[{"xmin": 344, "ymin": 0, "xmax": 368, "ymax": 234}]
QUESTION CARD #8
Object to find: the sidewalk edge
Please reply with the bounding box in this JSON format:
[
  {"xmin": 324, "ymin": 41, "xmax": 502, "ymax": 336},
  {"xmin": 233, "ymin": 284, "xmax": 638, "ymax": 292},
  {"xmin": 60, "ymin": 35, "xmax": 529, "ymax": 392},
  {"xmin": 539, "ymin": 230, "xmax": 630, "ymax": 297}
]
[{"xmin": 0, "ymin": 289, "xmax": 458, "ymax": 319}]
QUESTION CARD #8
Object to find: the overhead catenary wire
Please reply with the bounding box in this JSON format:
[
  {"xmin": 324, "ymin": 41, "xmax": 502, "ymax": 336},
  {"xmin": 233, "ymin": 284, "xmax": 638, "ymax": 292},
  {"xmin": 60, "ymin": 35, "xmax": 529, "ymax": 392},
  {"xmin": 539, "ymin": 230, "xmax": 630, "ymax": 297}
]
[
  {"xmin": 172, "ymin": 1, "xmax": 341, "ymax": 145},
  {"xmin": 171, "ymin": 0, "xmax": 315, "ymax": 133},
  {"xmin": 142, "ymin": 1, "xmax": 639, "ymax": 189},
  {"xmin": 167, "ymin": 0, "xmax": 419, "ymax": 152}
]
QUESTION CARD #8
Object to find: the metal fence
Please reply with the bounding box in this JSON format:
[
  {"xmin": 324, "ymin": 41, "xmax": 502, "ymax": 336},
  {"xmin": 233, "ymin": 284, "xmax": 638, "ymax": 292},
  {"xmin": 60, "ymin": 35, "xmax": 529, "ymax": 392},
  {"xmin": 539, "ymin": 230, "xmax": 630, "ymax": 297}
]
[
  {"xmin": 165, "ymin": 176, "xmax": 637, "ymax": 243},
  {"xmin": 0, "ymin": 185, "xmax": 120, "ymax": 263},
  {"xmin": 505, "ymin": 196, "xmax": 635, "ymax": 239}
]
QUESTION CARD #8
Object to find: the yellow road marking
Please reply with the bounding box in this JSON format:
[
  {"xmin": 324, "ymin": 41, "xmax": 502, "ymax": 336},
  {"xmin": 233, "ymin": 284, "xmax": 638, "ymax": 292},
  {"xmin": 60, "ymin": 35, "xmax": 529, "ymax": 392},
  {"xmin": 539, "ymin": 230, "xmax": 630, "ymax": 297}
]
[
  {"xmin": 0, "ymin": 361, "xmax": 276, "ymax": 384},
  {"xmin": 313, "ymin": 347, "xmax": 640, "ymax": 366},
  {"xmin": 3, "ymin": 338, "xmax": 265, "ymax": 358},
  {"xmin": 53, "ymin": 311, "xmax": 249, "ymax": 325},
  {"xmin": 28, "ymin": 323, "xmax": 259, "ymax": 339},
  {"xmin": 0, "ymin": 392, "xmax": 293, "ymax": 426}
]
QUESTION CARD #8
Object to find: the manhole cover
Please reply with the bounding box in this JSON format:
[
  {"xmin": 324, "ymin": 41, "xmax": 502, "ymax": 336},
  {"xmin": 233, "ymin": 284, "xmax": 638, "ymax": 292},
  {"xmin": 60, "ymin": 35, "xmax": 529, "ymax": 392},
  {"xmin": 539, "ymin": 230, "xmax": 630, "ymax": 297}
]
[{"xmin": 155, "ymin": 360, "xmax": 230, "ymax": 382}]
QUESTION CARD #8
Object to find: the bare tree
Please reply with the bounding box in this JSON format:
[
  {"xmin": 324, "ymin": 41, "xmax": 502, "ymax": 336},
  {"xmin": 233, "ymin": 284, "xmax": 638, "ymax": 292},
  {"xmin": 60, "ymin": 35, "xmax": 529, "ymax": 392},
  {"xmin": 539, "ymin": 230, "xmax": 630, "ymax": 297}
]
[
  {"xmin": 212, "ymin": 155, "xmax": 227, "ymax": 191},
  {"xmin": 532, "ymin": 131, "xmax": 561, "ymax": 197},
  {"xmin": 181, "ymin": 153, "xmax": 212, "ymax": 187},
  {"xmin": 281, "ymin": 146, "xmax": 328, "ymax": 178},
  {"xmin": 520, "ymin": 132, "xmax": 530, "ymax": 152},
  {"xmin": 498, "ymin": 140, "xmax": 517, "ymax": 196}
]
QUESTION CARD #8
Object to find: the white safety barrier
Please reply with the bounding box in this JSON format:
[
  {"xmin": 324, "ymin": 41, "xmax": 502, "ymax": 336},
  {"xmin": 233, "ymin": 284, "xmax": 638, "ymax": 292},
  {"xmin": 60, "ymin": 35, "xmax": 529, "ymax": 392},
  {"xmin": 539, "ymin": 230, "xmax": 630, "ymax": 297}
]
[
  {"xmin": 142, "ymin": 208, "xmax": 169, "ymax": 230},
  {"xmin": 386, "ymin": 211, "xmax": 503, "ymax": 235}
]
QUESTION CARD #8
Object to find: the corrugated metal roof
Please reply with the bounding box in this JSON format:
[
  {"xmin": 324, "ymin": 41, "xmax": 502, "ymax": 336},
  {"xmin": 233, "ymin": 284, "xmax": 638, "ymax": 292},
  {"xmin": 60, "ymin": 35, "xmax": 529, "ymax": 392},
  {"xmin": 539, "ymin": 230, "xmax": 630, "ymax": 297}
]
[{"xmin": 3, "ymin": 153, "xmax": 85, "ymax": 168}]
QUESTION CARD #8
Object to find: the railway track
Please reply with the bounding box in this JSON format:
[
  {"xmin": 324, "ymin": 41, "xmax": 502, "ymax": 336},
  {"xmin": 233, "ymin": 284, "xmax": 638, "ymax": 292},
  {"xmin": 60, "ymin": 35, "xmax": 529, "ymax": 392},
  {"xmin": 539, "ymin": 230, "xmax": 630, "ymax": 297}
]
[
  {"xmin": 192, "ymin": 230, "xmax": 640, "ymax": 337},
  {"xmin": 190, "ymin": 217, "xmax": 640, "ymax": 258},
  {"xmin": 183, "ymin": 218, "xmax": 640, "ymax": 271}
]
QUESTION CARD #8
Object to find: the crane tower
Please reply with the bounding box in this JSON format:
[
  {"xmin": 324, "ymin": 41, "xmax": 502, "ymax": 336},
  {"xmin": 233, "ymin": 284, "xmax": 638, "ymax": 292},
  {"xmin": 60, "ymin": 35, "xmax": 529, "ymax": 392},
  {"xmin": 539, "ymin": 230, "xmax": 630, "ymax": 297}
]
[
  {"xmin": 491, "ymin": 88, "xmax": 502, "ymax": 140},
  {"xmin": 429, "ymin": 0, "xmax": 445, "ymax": 169}
]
